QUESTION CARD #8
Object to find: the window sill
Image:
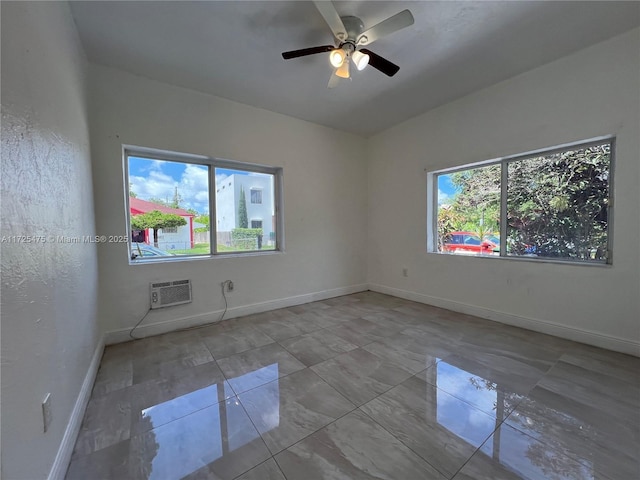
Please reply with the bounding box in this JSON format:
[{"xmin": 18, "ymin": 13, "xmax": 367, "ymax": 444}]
[
  {"xmin": 129, "ymin": 249, "xmax": 284, "ymax": 265},
  {"xmin": 427, "ymin": 251, "xmax": 611, "ymax": 267}
]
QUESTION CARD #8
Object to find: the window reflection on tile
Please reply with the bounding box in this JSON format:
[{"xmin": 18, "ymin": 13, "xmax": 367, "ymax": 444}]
[
  {"xmin": 131, "ymin": 396, "xmax": 268, "ymax": 479},
  {"xmin": 140, "ymin": 381, "xmax": 234, "ymax": 432},
  {"xmin": 428, "ymin": 360, "xmax": 525, "ymax": 423},
  {"xmin": 478, "ymin": 422, "xmax": 594, "ymax": 480},
  {"xmin": 435, "ymin": 384, "xmax": 497, "ymax": 449}
]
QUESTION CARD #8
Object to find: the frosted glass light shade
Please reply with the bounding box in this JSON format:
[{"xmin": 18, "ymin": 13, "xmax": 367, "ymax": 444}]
[
  {"xmin": 351, "ymin": 50, "xmax": 369, "ymax": 70},
  {"xmin": 329, "ymin": 49, "xmax": 346, "ymax": 67}
]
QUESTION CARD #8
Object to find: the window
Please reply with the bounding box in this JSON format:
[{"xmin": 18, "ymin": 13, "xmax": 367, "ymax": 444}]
[
  {"xmin": 125, "ymin": 147, "xmax": 283, "ymax": 261},
  {"xmin": 429, "ymin": 138, "xmax": 613, "ymax": 264},
  {"xmin": 251, "ymin": 188, "xmax": 262, "ymax": 204},
  {"xmin": 251, "ymin": 220, "xmax": 263, "ymax": 229}
]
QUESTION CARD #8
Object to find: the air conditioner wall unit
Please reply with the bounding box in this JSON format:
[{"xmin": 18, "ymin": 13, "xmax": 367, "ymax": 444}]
[{"xmin": 150, "ymin": 279, "xmax": 192, "ymax": 309}]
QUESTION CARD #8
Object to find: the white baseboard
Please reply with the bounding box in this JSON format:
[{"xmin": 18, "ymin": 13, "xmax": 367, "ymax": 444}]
[
  {"xmin": 105, "ymin": 284, "xmax": 369, "ymax": 345},
  {"xmin": 369, "ymin": 283, "xmax": 640, "ymax": 357},
  {"xmin": 47, "ymin": 335, "xmax": 105, "ymax": 480}
]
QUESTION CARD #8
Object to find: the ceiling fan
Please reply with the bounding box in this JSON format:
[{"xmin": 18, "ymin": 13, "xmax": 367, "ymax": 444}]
[{"xmin": 282, "ymin": 1, "xmax": 414, "ymax": 87}]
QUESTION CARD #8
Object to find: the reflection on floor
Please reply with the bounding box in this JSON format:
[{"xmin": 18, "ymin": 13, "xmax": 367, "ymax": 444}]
[{"xmin": 66, "ymin": 292, "xmax": 640, "ymax": 479}]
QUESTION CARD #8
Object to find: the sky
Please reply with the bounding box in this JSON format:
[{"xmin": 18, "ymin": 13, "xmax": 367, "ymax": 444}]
[
  {"xmin": 438, "ymin": 174, "xmax": 459, "ymax": 204},
  {"xmin": 128, "ymin": 157, "xmax": 261, "ymax": 215}
]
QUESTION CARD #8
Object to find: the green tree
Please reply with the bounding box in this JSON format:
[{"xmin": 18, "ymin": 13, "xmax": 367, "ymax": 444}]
[
  {"xmin": 238, "ymin": 186, "xmax": 248, "ymax": 228},
  {"xmin": 171, "ymin": 186, "xmax": 182, "ymax": 209},
  {"xmin": 131, "ymin": 210, "xmax": 187, "ymax": 248},
  {"xmin": 194, "ymin": 214, "xmax": 210, "ymax": 233},
  {"xmin": 506, "ymin": 144, "xmax": 609, "ymax": 259},
  {"xmin": 129, "ymin": 183, "xmax": 137, "ymax": 198},
  {"xmin": 442, "ymin": 143, "xmax": 610, "ymax": 260}
]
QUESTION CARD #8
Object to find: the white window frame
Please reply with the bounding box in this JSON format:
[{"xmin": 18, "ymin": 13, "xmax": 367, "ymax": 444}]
[
  {"xmin": 427, "ymin": 136, "xmax": 614, "ymax": 265},
  {"xmin": 124, "ymin": 145, "xmax": 284, "ymax": 262}
]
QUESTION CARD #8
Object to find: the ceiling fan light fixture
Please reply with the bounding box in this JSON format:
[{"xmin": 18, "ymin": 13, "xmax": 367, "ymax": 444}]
[
  {"xmin": 351, "ymin": 50, "xmax": 370, "ymax": 71},
  {"xmin": 336, "ymin": 57, "xmax": 350, "ymax": 78},
  {"xmin": 329, "ymin": 48, "xmax": 346, "ymax": 67}
]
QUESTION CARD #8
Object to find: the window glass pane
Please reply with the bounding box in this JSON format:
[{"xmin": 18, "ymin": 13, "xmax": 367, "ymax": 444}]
[
  {"xmin": 437, "ymin": 165, "xmax": 501, "ymax": 255},
  {"xmin": 215, "ymin": 168, "xmax": 275, "ymax": 253},
  {"xmin": 250, "ymin": 189, "xmax": 262, "ymax": 204},
  {"xmin": 128, "ymin": 157, "xmax": 211, "ymax": 258},
  {"xmin": 506, "ymin": 143, "xmax": 610, "ymax": 261}
]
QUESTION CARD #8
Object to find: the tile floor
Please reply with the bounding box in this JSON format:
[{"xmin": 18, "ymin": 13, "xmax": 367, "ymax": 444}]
[{"xmin": 66, "ymin": 292, "xmax": 640, "ymax": 480}]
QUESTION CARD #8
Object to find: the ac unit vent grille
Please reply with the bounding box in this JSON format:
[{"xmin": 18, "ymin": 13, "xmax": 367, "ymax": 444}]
[{"xmin": 150, "ymin": 279, "xmax": 192, "ymax": 309}]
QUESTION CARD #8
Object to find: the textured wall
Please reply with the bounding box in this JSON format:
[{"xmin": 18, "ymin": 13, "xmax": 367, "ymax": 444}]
[
  {"xmin": 367, "ymin": 28, "xmax": 640, "ymax": 355},
  {"xmin": 1, "ymin": 2, "xmax": 100, "ymax": 478}
]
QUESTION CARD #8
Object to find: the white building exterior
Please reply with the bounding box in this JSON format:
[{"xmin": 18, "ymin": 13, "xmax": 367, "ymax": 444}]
[{"xmin": 216, "ymin": 174, "xmax": 274, "ymax": 241}]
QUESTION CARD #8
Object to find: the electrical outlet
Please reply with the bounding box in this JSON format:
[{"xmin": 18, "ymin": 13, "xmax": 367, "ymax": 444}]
[
  {"xmin": 227, "ymin": 280, "xmax": 234, "ymax": 292},
  {"xmin": 402, "ymin": 268, "xmax": 408, "ymax": 277},
  {"xmin": 42, "ymin": 393, "xmax": 52, "ymax": 433}
]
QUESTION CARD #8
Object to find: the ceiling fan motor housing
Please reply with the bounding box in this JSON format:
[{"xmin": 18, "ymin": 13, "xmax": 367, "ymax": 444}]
[{"xmin": 339, "ymin": 16, "xmax": 367, "ymax": 45}]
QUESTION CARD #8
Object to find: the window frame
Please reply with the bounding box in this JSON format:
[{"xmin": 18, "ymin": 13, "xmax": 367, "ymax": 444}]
[
  {"xmin": 123, "ymin": 145, "xmax": 285, "ymax": 263},
  {"xmin": 427, "ymin": 136, "xmax": 615, "ymax": 265}
]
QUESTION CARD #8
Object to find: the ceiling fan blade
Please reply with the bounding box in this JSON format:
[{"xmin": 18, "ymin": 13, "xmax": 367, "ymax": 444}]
[
  {"xmin": 357, "ymin": 9, "xmax": 414, "ymax": 45},
  {"xmin": 359, "ymin": 49, "xmax": 400, "ymax": 77},
  {"xmin": 282, "ymin": 45, "xmax": 334, "ymax": 60},
  {"xmin": 313, "ymin": 1, "xmax": 348, "ymax": 41},
  {"xmin": 327, "ymin": 70, "xmax": 341, "ymax": 88}
]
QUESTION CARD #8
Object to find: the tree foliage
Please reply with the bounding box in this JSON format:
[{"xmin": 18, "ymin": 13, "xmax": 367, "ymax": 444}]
[
  {"xmin": 506, "ymin": 144, "xmax": 609, "ymax": 259},
  {"xmin": 238, "ymin": 186, "xmax": 248, "ymax": 229},
  {"xmin": 194, "ymin": 214, "xmax": 210, "ymax": 233},
  {"xmin": 439, "ymin": 143, "xmax": 610, "ymax": 260},
  {"xmin": 131, "ymin": 210, "xmax": 187, "ymax": 247}
]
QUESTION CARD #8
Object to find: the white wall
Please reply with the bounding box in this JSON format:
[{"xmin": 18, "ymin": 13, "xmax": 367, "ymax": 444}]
[
  {"xmin": 0, "ymin": 2, "xmax": 100, "ymax": 479},
  {"xmin": 367, "ymin": 28, "xmax": 640, "ymax": 356},
  {"xmin": 89, "ymin": 65, "xmax": 368, "ymax": 340}
]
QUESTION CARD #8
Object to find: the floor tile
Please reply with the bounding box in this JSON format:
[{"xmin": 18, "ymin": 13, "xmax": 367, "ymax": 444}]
[
  {"xmin": 506, "ymin": 385, "xmax": 640, "ymax": 480},
  {"xmin": 217, "ymin": 343, "xmax": 306, "ymax": 394},
  {"xmin": 392, "ymin": 327, "xmax": 462, "ymax": 359},
  {"xmin": 437, "ymin": 347, "xmax": 548, "ymax": 400},
  {"xmin": 132, "ymin": 339, "xmax": 214, "ymax": 385},
  {"xmin": 361, "ymin": 373, "xmax": 497, "ymax": 477},
  {"xmin": 536, "ymin": 359, "xmax": 640, "ymax": 418},
  {"xmin": 66, "ymin": 439, "xmax": 130, "ymax": 480},
  {"xmin": 239, "ymin": 369, "xmax": 355, "ymax": 454},
  {"xmin": 129, "ymin": 362, "xmax": 235, "ymax": 436},
  {"xmin": 251, "ymin": 310, "xmax": 321, "ymax": 341},
  {"xmin": 454, "ymin": 422, "xmax": 595, "ymax": 480},
  {"xmin": 329, "ymin": 317, "xmax": 402, "ymax": 347},
  {"xmin": 235, "ymin": 458, "xmax": 286, "ymax": 480},
  {"xmin": 310, "ymin": 348, "xmax": 415, "ymax": 406},
  {"xmin": 199, "ymin": 321, "xmax": 274, "ymax": 359},
  {"xmin": 68, "ymin": 292, "xmax": 640, "ymax": 480},
  {"xmin": 558, "ymin": 344, "xmax": 640, "ymax": 386},
  {"xmin": 362, "ymin": 337, "xmax": 440, "ymax": 374},
  {"xmin": 417, "ymin": 358, "xmax": 525, "ymax": 419},
  {"xmin": 279, "ymin": 328, "xmax": 358, "ymax": 366},
  {"xmin": 275, "ymin": 409, "xmax": 446, "ymax": 479},
  {"xmin": 72, "ymin": 387, "xmax": 132, "ymax": 456},
  {"xmin": 91, "ymin": 351, "xmax": 133, "ymax": 397},
  {"xmin": 129, "ymin": 398, "xmax": 270, "ymax": 480}
]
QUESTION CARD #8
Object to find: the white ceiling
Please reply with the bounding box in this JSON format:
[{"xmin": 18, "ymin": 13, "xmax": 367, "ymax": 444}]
[{"xmin": 69, "ymin": 1, "xmax": 639, "ymax": 136}]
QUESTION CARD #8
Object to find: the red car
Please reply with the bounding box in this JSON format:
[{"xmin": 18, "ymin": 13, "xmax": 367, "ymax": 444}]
[{"xmin": 442, "ymin": 231, "xmax": 498, "ymax": 255}]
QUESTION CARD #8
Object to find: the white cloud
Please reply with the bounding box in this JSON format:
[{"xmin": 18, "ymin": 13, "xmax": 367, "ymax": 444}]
[
  {"xmin": 438, "ymin": 189, "xmax": 450, "ymax": 204},
  {"xmin": 131, "ymin": 162, "xmax": 212, "ymax": 214}
]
